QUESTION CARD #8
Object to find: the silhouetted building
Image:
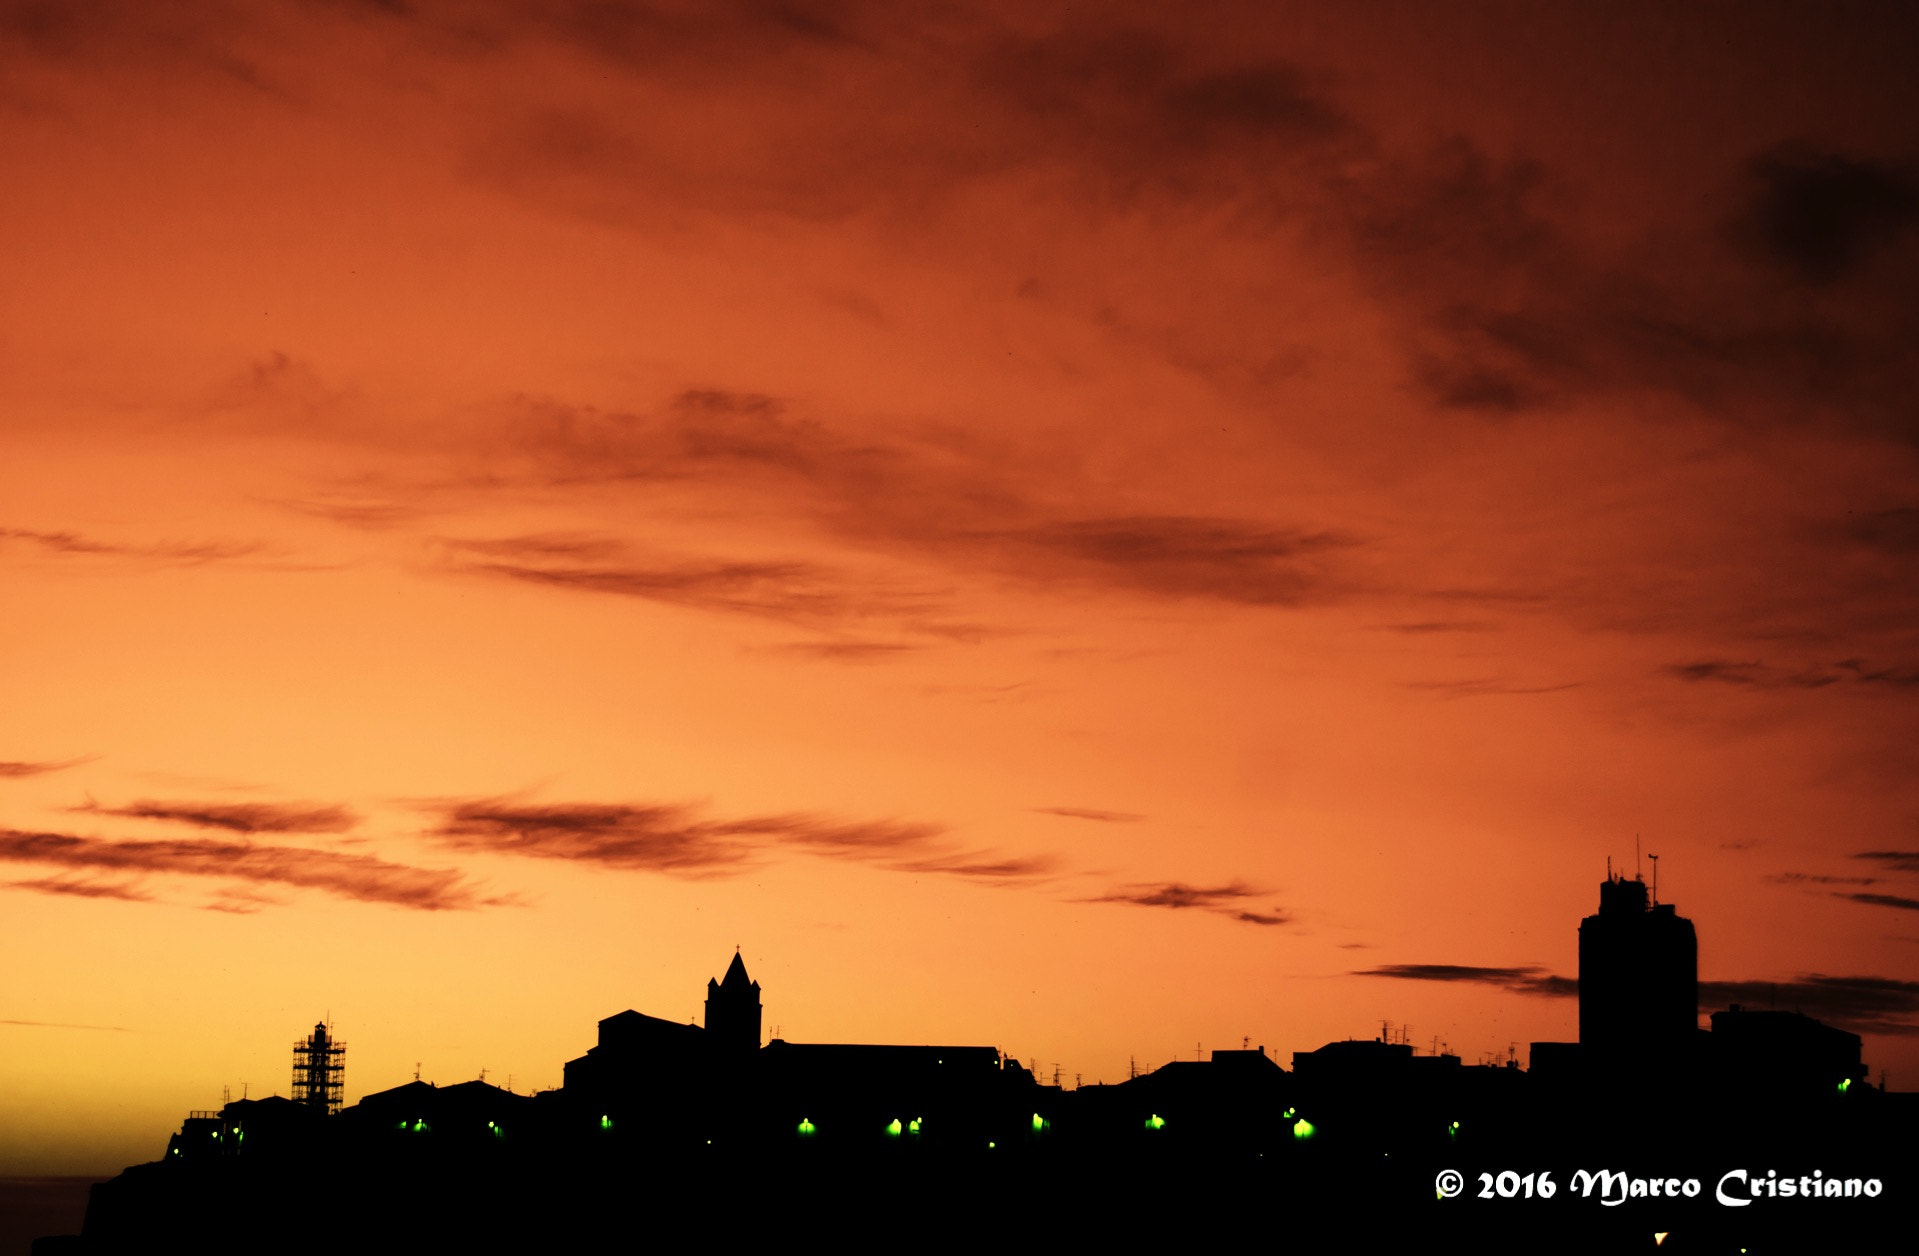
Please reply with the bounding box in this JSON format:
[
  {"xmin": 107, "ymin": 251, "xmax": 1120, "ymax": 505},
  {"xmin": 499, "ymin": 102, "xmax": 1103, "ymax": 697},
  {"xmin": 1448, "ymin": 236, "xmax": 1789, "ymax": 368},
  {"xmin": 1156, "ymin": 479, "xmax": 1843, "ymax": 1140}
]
[
  {"xmin": 704, "ymin": 949, "xmax": 762, "ymax": 1056},
  {"xmin": 1578, "ymin": 871, "xmax": 1696, "ymax": 1069},
  {"xmin": 1709, "ymin": 1003, "xmax": 1864, "ymax": 1096},
  {"xmin": 291, "ymin": 1022, "xmax": 344, "ymax": 1116}
]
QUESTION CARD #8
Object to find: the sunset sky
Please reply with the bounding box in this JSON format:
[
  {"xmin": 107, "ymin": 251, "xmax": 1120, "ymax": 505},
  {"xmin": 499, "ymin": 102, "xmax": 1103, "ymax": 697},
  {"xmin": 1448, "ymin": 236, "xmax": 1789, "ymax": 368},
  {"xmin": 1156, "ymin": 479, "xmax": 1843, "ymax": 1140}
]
[{"xmin": 5, "ymin": 0, "xmax": 1919, "ymax": 1176}]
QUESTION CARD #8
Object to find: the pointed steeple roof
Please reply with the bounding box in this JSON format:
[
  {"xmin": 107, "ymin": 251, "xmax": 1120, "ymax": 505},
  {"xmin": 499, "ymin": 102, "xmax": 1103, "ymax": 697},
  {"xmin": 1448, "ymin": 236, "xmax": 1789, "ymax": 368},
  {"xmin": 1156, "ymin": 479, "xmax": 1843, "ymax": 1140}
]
[{"xmin": 719, "ymin": 949, "xmax": 754, "ymax": 989}]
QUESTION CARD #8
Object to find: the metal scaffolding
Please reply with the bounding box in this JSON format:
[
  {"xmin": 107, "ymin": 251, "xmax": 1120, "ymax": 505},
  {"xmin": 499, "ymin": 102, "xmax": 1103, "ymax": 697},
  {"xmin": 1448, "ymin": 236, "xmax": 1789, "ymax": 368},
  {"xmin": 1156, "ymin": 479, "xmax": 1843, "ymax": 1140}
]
[{"xmin": 291, "ymin": 1022, "xmax": 345, "ymax": 1115}]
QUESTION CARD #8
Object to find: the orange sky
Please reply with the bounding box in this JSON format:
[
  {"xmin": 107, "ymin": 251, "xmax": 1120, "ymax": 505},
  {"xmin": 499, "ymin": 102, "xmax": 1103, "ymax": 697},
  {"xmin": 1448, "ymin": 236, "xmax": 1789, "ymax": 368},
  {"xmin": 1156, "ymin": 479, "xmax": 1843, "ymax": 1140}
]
[{"xmin": 4, "ymin": 0, "xmax": 1918, "ymax": 1175}]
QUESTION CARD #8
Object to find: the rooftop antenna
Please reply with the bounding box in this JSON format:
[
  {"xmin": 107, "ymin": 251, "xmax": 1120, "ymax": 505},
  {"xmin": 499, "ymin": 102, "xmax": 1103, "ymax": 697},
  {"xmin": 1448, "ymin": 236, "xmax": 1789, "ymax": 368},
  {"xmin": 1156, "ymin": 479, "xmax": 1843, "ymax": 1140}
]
[
  {"xmin": 1129, "ymin": 1055, "xmax": 1138, "ymax": 1080},
  {"xmin": 413, "ymin": 1062, "xmax": 422, "ymax": 1082},
  {"xmin": 1607, "ymin": 854, "xmax": 1612, "ymax": 881},
  {"xmin": 1635, "ymin": 834, "xmax": 1641, "ymax": 881},
  {"xmin": 242, "ymin": 1081, "xmax": 249, "ymax": 1100},
  {"xmin": 478, "ymin": 1067, "xmax": 487, "ymax": 1084},
  {"xmin": 1648, "ymin": 853, "xmax": 1660, "ymax": 905}
]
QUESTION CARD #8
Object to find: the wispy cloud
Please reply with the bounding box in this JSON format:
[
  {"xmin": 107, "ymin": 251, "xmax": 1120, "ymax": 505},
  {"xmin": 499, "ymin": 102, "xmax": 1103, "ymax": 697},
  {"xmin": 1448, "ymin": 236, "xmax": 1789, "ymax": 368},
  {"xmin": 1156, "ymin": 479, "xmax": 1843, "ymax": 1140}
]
[
  {"xmin": 1664, "ymin": 658, "xmax": 1919, "ymax": 689},
  {"xmin": 71, "ymin": 799, "xmax": 359, "ymax": 834},
  {"xmin": 4, "ymin": 875, "xmax": 152, "ymax": 902},
  {"xmin": 1843, "ymin": 892, "xmax": 1919, "ymax": 913},
  {"xmin": 974, "ymin": 516, "xmax": 1355, "ymax": 606},
  {"xmin": 0, "ymin": 526, "xmax": 260, "ymax": 565},
  {"xmin": 423, "ymin": 795, "xmax": 1049, "ymax": 886},
  {"xmin": 1767, "ymin": 872, "xmax": 1878, "ymax": 887},
  {"xmin": 1083, "ymin": 879, "xmax": 1287, "ymax": 926},
  {"xmin": 1855, "ymin": 850, "xmax": 1919, "ymax": 875},
  {"xmin": 1403, "ymin": 678, "xmax": 1582, "ymax": 698},
  {"xmin": 437, "ymin": 532, "xmax": 960, "ymax": 636},
  {"xmin": 0, "ymin": 827, "xmax": 495, "ymax": 911},
  {"xmin": 0, "ymin": 1019, "xmax": 131, "ymax": 1032},
  {"xmin": 1355, "ymin": 963, "xmax": 1577, "ymax": 998},
  {"xmin": 1359, "ymin": 963, "xmax": 1919, "ymax": 1035},
  {"xmin": 1032, "ymin": 806, "xmax": 1145, "ymax": 823},
  {"xmin": 0, "ymin": 756, "xmax": 93, "ymax": 778},
  {"xmin": 464, "ymin": 393, "xmax": 1362, "ymax": 614}
]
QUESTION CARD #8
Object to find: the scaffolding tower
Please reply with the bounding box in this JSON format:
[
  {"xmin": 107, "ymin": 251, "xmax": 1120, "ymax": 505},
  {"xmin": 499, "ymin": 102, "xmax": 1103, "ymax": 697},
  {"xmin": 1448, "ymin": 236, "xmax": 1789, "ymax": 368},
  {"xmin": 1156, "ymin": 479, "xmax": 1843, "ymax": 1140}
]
[{"xmin": 291, "ymin": 1021, "xmax": 345, "ymax": 1115}]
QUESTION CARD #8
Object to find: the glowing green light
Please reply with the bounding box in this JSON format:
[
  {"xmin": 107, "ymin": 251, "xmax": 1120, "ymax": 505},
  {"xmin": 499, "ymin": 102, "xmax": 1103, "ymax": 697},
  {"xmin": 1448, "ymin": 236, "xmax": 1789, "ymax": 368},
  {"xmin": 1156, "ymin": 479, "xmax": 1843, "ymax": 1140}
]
[
  {"xmin": 797, "ymin": 1118, "xmax": 816, "ymax": 1136},
  {"xmin": 886, "ymin": 1119, "xmax": 902, "ymax": 1137},
  {"xmin": 599, "ymin": 1115, "xmax": 612, "ymax": 1130},
  {"xmin": 987, "ymin": 1141, "xmax": 996, "ymax": 1149},
  {"xmin": 1282, "ymin": 1107, "xmax": 1296, "ymax": 1119},
  {"xmin": 1292, "ymin": 1118, "xmax": 1316, "ymax": 1141},
  {"xmin": 1447, "ymin": 1120, "xmax": 1459, "ymax": 1142},
  {"xmin": 1031, "ymin": 1113, "xmax": 1049, "ymax": 1133},
  {"xmin": 908, "ymin": 1118, "xmax": 922, "ymax": 1134},
  {"xmin": 1838, "ymin": 1078, "xmax": 1852, "ymax": 1093},
  {"xmin": 1144, "ymin": 1113, "xmax": 1166, "ymax": 1130}
]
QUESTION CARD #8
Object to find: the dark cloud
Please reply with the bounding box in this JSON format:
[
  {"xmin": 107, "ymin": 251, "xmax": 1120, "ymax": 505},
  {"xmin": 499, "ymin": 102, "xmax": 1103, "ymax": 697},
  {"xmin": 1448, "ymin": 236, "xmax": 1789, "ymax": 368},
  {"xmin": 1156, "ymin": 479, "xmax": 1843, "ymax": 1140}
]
[
  {"xmin": 1855, "ymin": 850, "xmax": 1919, "ymax": 874},
  {"xmin": 457, "ymin": 556, "xmax": 853, "ymax": 621},
  {"xmin": 1666, "ymin": 658, "xmax": 1919, "ymax": 690},
  {"xmin": 72, "ymin": 799, "xmax": 360, "ymax": 834},
  {"xmin": 892, "ymin": 852, "xmax": 1058, "ymax": 883},
  {"xmin": 1734, "ymin": 146, "xmax": 1919, "ymax": 286},
  {"xmin": 0, "ymin": 527, "xmax": 260, "ymax": 564},
  {"xmin": 981, "ymin": 517, "xmax": 1353, "ymax": 606},
  {"xmin": 768, "ymin": 640, "xmax": 920, "ymax": 662},
  {"xmin": 1363, "ymin": 963, "xmax": 1919, "ymax": 1035},
  {"xmin": 0, "ymin": 756, "xmax": 92, "ymax": 778},
  {"xmin": 276, "ymin": 497, "xmax": 429, "ymax": 530},
  {"xmin": 0, "ymin": 827, "xmax": 492, "ymax": 911},
  {"xmin": 467, "ymin": 392, "xmax": 1363, "ymax": 613},
  {"xmin": 1839, "ymin": 505, "xmax": 1919, "ymax": 555},
  {"xmin": 424, "ymin": 796, "xmax": 1046, "ymax": 885},
  {"xmin": 1355, "ymin": 963, "xmax": 1577, "ymax": 998},
  {"xmin": 1843, "ymin": 892, "xmax": 1919, "ymax": 913},
  {"xmin": 1330, "ymin": 131, "xmax": 1919, "ymax": 437},
  {"xmin": 4, "ymin": 875, "xmax": 152, "ymax": 902},
  {"xmin": 1700, "ymin": 975, "xmax": 1919, "ymax": 1036},
  {"xmin": 1032, "ymin": 807, "xmax": 1145, "ymax": 823},
  {"xmin": 1768, "ymin": 872, "xmax": 1878, "ymax": 887},
  {"xmin": 1083, "ymin": 880, "xmax": 1287, "ymax": 926}
]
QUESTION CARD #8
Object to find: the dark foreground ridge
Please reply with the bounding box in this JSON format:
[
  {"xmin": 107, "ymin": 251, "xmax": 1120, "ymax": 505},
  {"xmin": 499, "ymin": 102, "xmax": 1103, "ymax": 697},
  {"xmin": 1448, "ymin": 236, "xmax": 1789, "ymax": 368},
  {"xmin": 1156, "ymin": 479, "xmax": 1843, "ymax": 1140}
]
[{"xmin": 41, "ymin": 877, "xmax": 1919, "ymax": 1254}]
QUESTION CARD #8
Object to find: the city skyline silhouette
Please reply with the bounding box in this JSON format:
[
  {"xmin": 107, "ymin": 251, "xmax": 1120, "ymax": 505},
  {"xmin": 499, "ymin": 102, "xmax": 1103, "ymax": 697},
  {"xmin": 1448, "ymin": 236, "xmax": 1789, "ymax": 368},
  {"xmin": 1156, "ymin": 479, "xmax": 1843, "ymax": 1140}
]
[
  {"xmin": 4, "ymin": 2, "xmax": 1918, "ymax": 1250},
  {"xmin": 46, "ymin": 875, "xmax": 1918, "ymax": 1250}
]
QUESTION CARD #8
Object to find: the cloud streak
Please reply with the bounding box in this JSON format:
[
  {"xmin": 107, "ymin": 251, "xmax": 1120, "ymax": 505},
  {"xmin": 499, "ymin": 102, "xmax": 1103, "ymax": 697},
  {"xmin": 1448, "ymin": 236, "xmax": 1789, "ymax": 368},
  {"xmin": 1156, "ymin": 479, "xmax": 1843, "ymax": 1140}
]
[
  {"xmin": 72, "ymin": 799, "xmax": 360, "ymax": 834},
  {"xmin": 424, "ymin": 796, "xmax": 1050, "ymax": 886},
  {"xmin": 1083, "ymin": 880, "xmax": 1288, "ymax": 926},
  {"xmin": 0, "ymin": 827, "xmax": 493, "ymax": 911},
  {"xmin": 1033, "ymin": 807, "xmax": 1145, "ymax": 823},
  {"xmin": 1361, "ymin": 964, "xmax": 1919, "ymax": 1035},
  {"xmin": 0, "ymin": 756, "xmax": 92, "ymax": 778},
  {"xmin": 1355, "ymin": 963, "xmax": 1577, "ymax": 998},
  {"xmin": 0, "ymin": 526, "xmax": 260, "ymax": 565}
]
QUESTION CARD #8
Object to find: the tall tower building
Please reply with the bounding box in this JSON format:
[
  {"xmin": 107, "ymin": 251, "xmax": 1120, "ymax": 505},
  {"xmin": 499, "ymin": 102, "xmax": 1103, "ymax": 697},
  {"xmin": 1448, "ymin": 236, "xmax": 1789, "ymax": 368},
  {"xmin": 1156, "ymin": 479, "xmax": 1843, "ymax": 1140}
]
[
  {"xmin": 704, "ymin": 951, "xmax": 762, "ymax": 1057},
  {"xmin": 291, "ymin": 1021, "xmax": 345, "ymax": 1115},
  {"xmin": 1578, "ymin": 871, "xmax": 1697, "ymax": 1068}
]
